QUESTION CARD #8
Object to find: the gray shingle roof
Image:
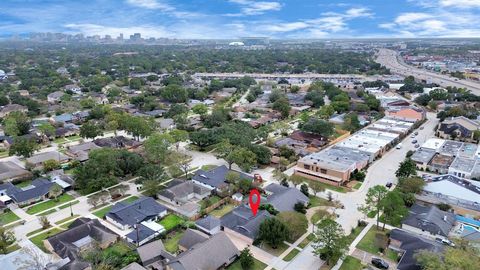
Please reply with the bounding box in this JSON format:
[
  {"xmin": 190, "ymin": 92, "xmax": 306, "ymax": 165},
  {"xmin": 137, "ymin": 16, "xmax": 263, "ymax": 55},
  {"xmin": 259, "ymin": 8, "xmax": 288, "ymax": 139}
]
[
  {"xmin": 125, "ymin": 224, "xmax": 156, "ymax": 244},
  {"xmin": 106, "ymin": 197, "xmax": 167, "ymax": 227},
  {"xmin": 402, "ymin": 204, "xmax": 456, "ymax": 237},
  {"xmin": 195, "ymin": 215, "xmax": 221, "ymax": 231},
  {"xmin": 221, "ymin": 205, "xmax": 271, "ymax": 239},
  {"xmin": 5, "ymin": 178, "xmax": 53, "ymax": 203},
  {"xmin": 168, "ymin": 232, "xmax": 239, "ymax": 270},
  {"xmin": 390, "ymin": 229, "xmax": 443, "ymax": 270},
  {"xmin": 264, "ymin": 183, "xmax": 309, "ymax": 212},
  {"xmin": 178, "ymin": 229, "xmax": 209, "ymax": 250},
  {"xmin": 136, "ymin": 239, "xmax": 167, "ymax": 265},
  {"xmin": 0, "ymin": 161, "xmax": 32, "ymax": 181},
  {"xmin": 192, "ymin": 165, "xmax": 252, "ymax": 189}
]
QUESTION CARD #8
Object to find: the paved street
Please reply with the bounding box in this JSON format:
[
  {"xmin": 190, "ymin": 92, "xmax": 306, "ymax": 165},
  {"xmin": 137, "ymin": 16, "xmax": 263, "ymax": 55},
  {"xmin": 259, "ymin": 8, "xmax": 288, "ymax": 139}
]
[{"xmin": 376, "ymin": 49, "xmax": 480, "ymax": 95}]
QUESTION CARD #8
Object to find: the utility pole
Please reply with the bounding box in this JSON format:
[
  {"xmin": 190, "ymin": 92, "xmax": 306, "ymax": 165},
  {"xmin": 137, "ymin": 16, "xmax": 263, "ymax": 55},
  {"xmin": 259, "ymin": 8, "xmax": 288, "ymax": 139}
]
[{"xmin": 70, "ymin": 201, "xmax": 73, "ymax": 217}]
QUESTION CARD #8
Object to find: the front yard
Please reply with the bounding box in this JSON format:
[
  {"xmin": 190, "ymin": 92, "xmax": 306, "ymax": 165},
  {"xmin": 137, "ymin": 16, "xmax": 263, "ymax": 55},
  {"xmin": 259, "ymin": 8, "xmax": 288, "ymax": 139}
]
[
  {"xmin": 257, "ymin": 242, "xmax": 290, "ymax": 257},
  {"xmin": 283, "ymin": 248, "xmax": 300, "ymax": 261},
  {"xmin": 0, "ymin": 211, "xmax": 20, "ymax": 224},
  {"xmin": 356, "ymin": 226, "xmax": 399, "ymax": 262},
  {"xmin": 308, "ymin": 196, "xmax": 334, "ymax": 208},
  {"xmin": 296, "ymin": 176, "xmax": 347, "ymax": 193},
  {"xmin": 29, "ymin": 228, "xmax": 63, "ymax": 252},
  {"xmin": 339, "ymin": 256, "xmax": 364, "ymax": 270},
  {"xmin": 26, "ymin": 194, "xmax": 75, "ymax": 215},
  {"xmin": 227, "ymin": 257, "xmax": 267, "ymax": 270}
]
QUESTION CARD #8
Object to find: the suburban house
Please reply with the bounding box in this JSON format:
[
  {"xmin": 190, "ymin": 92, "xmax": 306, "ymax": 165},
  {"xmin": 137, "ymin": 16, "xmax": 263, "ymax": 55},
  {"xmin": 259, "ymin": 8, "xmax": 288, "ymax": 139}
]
[
  {"xmin": 93, "ymin": 136, "xmax": 141, "ymax": 150},
  {"xmin": 437, "ymin": 116, "xmax": 480, "ymax": 142},
  {"xmin": 66, "ymin": 142, "xmax": 101, "ymax": 162},
  {"xmin": 192, "ymin": 165, "xmax": 253, "ymax": 192},
  {"xmin": 0, "ymin": 104, "xmax": 28, "ymax": 118},
  {"xmin": 136, "ymin": 240, "xmax": 175, "ymax": 269},
  {"xmin": 0, "ymin": 178, "xmax": 54, "ymax": 206},
  {"xmin": 166, "ymin": 232, "xmax": 239, "ymax": 270},
  {"xmin": 47, "ymin": 91, "xmax": 65, "ymax": 103},
  {"xmin": 26, "ymin": 151, "xmax": 70, "ymax": 169},
  {"xmin": 385, "ymin": 106, "xmax": 426, "ymax": 122},
  {"xmin": 221, "ymin": 205, "xmax": 271, "ymax": 244},
  {"xmin": 125, "ymin": 220, "xmax": 166, "ymax": 246},
  {"xmin": 122, "ymin": 262, "xmax": 147, "ymax": 270},
  {"xmin": 52, "ymin": 113, "xmax": 74, "ymax": 124},
  {"xmin": 65, "ymin": 84, "xmax": 82, "ymax": 95},
  {"xmin": 0, "ymin": 161, "xmax": 32, "ymax": 182},
  {"xmin": 389, "ymin": 229, "xmax": 444, "ymax": 270},
  {"xmin": 157, "ymin": 179, "xmax": 211, "ymax": 217},
  {"xmin": 106, "ymin": 197, "xmax": 168, "ymax": 230},
  {"xmin": 45, "ymin": 218, "xmax": 118, "ymax": 270},
  {"xmin": 178, "ymin": 228, "xmax": 209, "ymax": 252},
  {"xmin": 402, "ymin": 204, "xmax": 456, "ymax": 238},
  {"xmin": 263, "ymin": 183, "xmax": 309, "ymax": 212},
  {"xmin": 195, "ymin": 215, "xmax": 221, "ymax": 235}
]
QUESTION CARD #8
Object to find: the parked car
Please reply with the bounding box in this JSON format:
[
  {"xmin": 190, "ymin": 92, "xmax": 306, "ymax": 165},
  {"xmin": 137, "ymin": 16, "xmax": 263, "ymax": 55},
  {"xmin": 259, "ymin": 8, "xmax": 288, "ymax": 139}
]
[
  {"xmin": 396, "ymin": 144, "xmax": 402, "ymax": 149},
  {"xmin": 436, "ymin": 238, "xmax": 455, "ymax": 247},
  {"xmin": 386, "ymin": 182, "xmax": 393, "ymax": 188},
  {"xmin": 412, "ymin": 139, "xmax": 418, "ymax": 144},
  {"xmin": 371, "ymin": 258, "xmax": 389, "ymax": 269},
  {"xmin": 410, "ymin": 135, "xmax": 415, "ymax": 138},
  {"xmin": 415, "ymin": 144, "xmax": 420, "ymax": 148},
  {"xmin": 420, "ymin": 126, "xmax": 424, "ymax": 130},
  {"xmin": 414, "ymin": 131, "xmax": 419, "ymax": 135}
]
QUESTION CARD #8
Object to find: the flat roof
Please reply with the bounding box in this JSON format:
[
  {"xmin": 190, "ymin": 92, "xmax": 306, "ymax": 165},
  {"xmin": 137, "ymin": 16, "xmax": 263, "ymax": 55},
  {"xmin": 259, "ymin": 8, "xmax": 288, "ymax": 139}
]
[
  {"xmin": 439, "ymin": 141, "xmax": 464, "ymax": 156},
  {"xmin": 458, "ymin": 143, "xmax": 479, "ymax": 158},
  {"xmin": 430, "ymin": 154, "xmax": 455, "ymax": 168},
  {"xmin": 299, "ymin": 146, "xmax": 370, "ymax": 172},
  {"xmin": 425, "ymin": 179, "xmax": 480, "ymax": 203},
  {"xmin": 449, "ymin": 157, "xmax": 477, "ymax": 173},
  {"xmin": 422, "ymin": 138, "xmax": 446, "ymax": 151},
  {"xmin": 411, "ymin": 148, "xmax": 436, "ymax": 164}
]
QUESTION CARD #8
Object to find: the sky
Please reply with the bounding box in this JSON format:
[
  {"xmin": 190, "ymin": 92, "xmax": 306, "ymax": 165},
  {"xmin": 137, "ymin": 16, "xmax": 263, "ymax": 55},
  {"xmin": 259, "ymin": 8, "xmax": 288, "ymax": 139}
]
[{"xmin": 1, "ymin": 0, "xmax": 480, "ymax": 39}]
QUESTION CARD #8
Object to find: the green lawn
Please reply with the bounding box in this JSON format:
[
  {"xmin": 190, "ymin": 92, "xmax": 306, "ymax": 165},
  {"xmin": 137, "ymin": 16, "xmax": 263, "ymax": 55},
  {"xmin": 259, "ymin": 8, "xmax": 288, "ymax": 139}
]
[
  {"xmin": 257, "ymin": 242, "xmax": 289, "ymax": 257},
  {"xmin": 227, "ymin": 257, "xmax": 267, "ymax": 270},
  {"xmin": 311, "ymin": 209, "xmax": 334, "ymax": 225},
  {"xmin": 26, "ymin": 227, "xmax": 50, "ymax": 237},
  {"xmin": 104, "ymin": 242, "xmax": 132, "ymax": 255},
  {"xmin": 29, "ymin": 228, "xmax": 63, "ymax": 252},
  {"xmin": 345, "ymin": 224, "xmax": 367, "ymax": 246},
  {"xmin": 297, "ymin": 176, "xmax": 347, "ymax": 193},
  {"xmin": 120, "ymin": 196, "xmax": 139, "ymax": 203},
  {"xmin": 283, "ymin": 248, "xmax": 300, "ymax": 261},
  {"xmin": 5, "ymin": 244, "xmax": 21, "ymax": 254},
  {"xmin": 93, "ymin": 205, "xmax": 112, "ymax": 218},
  {"xmin": 200, "ymin": 195, "xmax": 221, "ymax": 209},
  {"xmin": 340, "ymin": 256, "xmax": 364, "ymax": 270},
  {"xmin": 26, "ymin": 194, "xmax": 75, "ymax": 215},
  {"xmin": 158, "ymin": 214, "xmax": 183, "ymax": 231},
  {"xmin": 164, "ymin": 231, "xmax": 185, "ymax": 253},
  {"xmin": 54, "ymin": 215, "xmax": 80, "ymax": 225},
  {"xmin": 0, "ymin": 150, "xmax": 8, "ymax": 158},
  {"xmin": 210, "ymin": 203, "xmax": 235, "ymax": 218},
  {"xmin": 59, "ymin": 200, "xmax": 79, "ymax": 209},
  {"xmin": 53, "ymin": 137, "xmax": 68, "ymax": 144},
  {"xmin": 356, "ymin": 227, "xmax": 390, "ymax": 255},
  {"xmin": 298, "ymin": 233, "xmax": 315, "ymax": 249},
  {"xmin": 386, "ymin": 249, "xmax": 400, "ymax": 262},
  {"xmin": 308, "ymin": 196, "xmax": 334, "ymax": 208},
  {"xmin": 0, "ymin": 211, "xmax": 21, "ymax": 225},
  {"xmin": 353, "ymin": 182, "xmax": 362, "ymax": 190},
  {"xmin": 38, "ymin": 209, "xmax": 57, "ymax": 216}
]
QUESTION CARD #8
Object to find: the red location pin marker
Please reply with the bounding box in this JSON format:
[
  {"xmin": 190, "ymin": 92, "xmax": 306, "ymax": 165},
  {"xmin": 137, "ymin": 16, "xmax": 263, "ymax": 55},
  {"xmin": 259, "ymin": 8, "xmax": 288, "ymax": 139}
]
[{"xmin": 249, "ymin": 189, "xmax": 261, "ymax": 216}]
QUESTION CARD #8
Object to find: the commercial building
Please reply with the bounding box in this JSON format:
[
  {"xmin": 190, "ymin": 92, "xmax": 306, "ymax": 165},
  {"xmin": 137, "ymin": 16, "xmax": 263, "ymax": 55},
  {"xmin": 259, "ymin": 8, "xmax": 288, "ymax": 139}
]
[{"xmin": 437, "ymin": 116, "xmax": 480, "ymax": 142}]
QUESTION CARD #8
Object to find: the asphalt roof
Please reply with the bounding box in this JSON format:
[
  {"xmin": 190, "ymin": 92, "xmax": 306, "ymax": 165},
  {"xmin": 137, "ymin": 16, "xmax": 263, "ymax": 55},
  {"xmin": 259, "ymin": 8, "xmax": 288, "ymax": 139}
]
[
  {"xmin": 195, "ymin": 215, "xmax": 221, "ymax": 231},
  {"xmin": 390, "ymin": 229, "xmax": 443, "ymax": 270},
  {"xmin": 125, "ymin": 224, "xmax": 156, "ymax": 244},
  {"xmin": 192, "ymin": 165, "xmax": 252, "ymax": 189},
  {"xmin": 178, "ymin": 229, "xmax": 209, "ymax": 250},
  {"xmin": 264, "ymin": 183, "xmax": 309, "ymax": 212},
  {"xmin": 3, "ymin": 178, "xmax": 53, "ymax": 203},
  {"xmin": 402, "ymin": 204, "xmax": 455, "ymax": 237},
  {"xmin": 0, "ymin": 161, "xmax": 31, "ymax": 181},
  {"xmin": 221, "ymin": 205, "xmax": 271, "ymax": 239},
  {"xmin": 106, "ymin": 197, "xmax": 167, "ymax": 227}
]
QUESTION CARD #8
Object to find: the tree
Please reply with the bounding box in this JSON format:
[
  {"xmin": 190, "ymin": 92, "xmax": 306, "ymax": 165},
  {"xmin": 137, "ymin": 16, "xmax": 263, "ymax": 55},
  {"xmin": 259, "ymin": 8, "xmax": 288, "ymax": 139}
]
[
  {"xmin": 189, "ymin": 129, "xmax": 217, "ymax": 150},
  {"xmin": 123, "ymin": 116, "xmax": 154, "ymax": 140},
  {"xmin": 305, "ymin": 90, "xmax": 325, "ymax": 108},
  {"xmin": 39, "ymin": 216, "xmax": 51, "ymax": 229},
  {"xmin": 43, "ymin": 159, "xmax": 60, "ymax": 172},
  {"xmin": 272, "ymin": 97, "xmax": 291, "ymax": 118},
  {"xmin": 415, "ymin": 242, "xmax": 480, "ymax": 270},
  {"xmin": 294, "ymin": 202, "xmax": 307, "ymax": 214},
  {"xmin": 138, "ymin": 164, "xmax": 167, "ymax": 183},
  {"xmin": 343, "ymin": 112, "xmax": 361, "ymax": 132},
  {"xmin": 317, "ymin": 105, "xmax": 335, "ymax": 119},
  {"xmin": 300, "ymin": 183, "xmax": 309, "ymax": 196},
  {"xmin": 225, "ymin": 171, "xmax": 241, "ymax": 184},
  {"xmin": 169, "ymin": 129, "xmax": 189, "ymax": 150},
  {"xmin": 203, "ymin": 108, "xmax": 230, "ymax": 128},
  {"xmin": 192, "ymin": 103, "xmax": 208, "ymax": 115},
  {"xmin": 0, "ymin": 227, "xmax": 15, "ymax": 254},
  {"xmin": 309, "ymin": 181, "xmax": 325, "ymax": 196},
  {"xmin": 289, "ymin": 175, "xmax": 304, "ymax": 188},
  {"xmin": 269, "ymin": 89, "xmax": 286, "ymax": 103},
  {"xmin": 415, "ymin": 94, "xmax": 432, "ymax": 106},
  {"xmin": 179, "ymin": 157, "xmax": 191, "ymax": 180},
  {"xmin": 161, "ymin": 84, "xmax": 188, "ymax": 103},
  {"xmin": 249, "ymin": 144, "xmax": 272, "ymax": 165},
  {"xmin": 258, "ymin": 218, "xmax": 289, "ymax": 249},
  {"xmin": 80, "ymin": 121, "xmax": 103, "ymax": 139},
  {"xmin": 9, "ymin": 137, "xmax": 38, "ymax": 158},
  {"xmin": 277, "ymin": 211, "xmax": 308, "ymax": 242},
  {"xmin": 395, "ymin": 158, "xmax": 417, "ymax": 178},
  {"xmin": 144, "ymin": 133, "xmax": 173, "ymax": 163},
  {"xmin": 143, "ymin": 180, "xmax": 161, "ymax": 197},
  {"xmin": 239, "ymin": 247, "xmax": 254, "ymax": 270},
  {"xmin": 4, "ymin": 111, "xmax": 31, "ymax": 136},
  {"xmin": 360, "ymin": 185, "xmax": 389, "ymax": 229},
  {"xmin": 380, "ymin": 191, "xmax": 408, "ymax": 230},
  {"xmin": 49, "ymin": 183, "xmax": 63, "ymax": 201},
  {"xmin": 38, "ymin": 122, "xmax": 56, "ymax": 138},
  {"xmin": 397, "ymin": 177, "xmax": 425, "ymax": 194},
  {"xmin": 229, "ymin": 148, "xmax": 257, "ymax": 172},
  {"xmin": 312, "ymin": 219, "xmax": 348, "ymax": 266},
  {"xmin": 301, "ymin": 118, "xmax": 335, "ymax": 137}
]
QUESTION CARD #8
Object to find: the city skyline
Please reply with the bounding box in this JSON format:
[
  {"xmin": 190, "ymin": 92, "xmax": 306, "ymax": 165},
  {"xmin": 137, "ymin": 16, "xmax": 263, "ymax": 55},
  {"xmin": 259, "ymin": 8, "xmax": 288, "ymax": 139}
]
[{"xmin": 1, "ymin": 0, "xmax": 480, "ymax": 39}]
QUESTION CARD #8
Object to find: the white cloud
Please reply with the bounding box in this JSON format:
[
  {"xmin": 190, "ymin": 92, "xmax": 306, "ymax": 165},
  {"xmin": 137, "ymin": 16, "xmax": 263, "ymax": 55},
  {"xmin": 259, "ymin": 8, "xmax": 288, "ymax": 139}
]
[
  {"xmin": 228, "ymin": 0, "xmax": 282, "ymax": 15},
  {"xmin": 439, "ymin": 0, "xmax": 480, "ymax": 7},
  {"xmin": 125, "ymin": 0, "xmax": 174, "ymax": 11}
]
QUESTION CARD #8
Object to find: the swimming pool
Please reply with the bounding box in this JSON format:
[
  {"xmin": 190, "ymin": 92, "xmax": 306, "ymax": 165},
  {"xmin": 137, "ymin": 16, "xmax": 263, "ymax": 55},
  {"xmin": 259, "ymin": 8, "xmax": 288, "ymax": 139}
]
[{"xmin": 456, "ymin": 215, "xmax": 480, "ymax": 228}]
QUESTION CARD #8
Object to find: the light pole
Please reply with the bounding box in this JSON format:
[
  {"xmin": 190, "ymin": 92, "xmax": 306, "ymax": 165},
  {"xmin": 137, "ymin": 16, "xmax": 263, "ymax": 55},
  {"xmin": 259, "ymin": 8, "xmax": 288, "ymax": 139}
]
[{"xmin": 69, "ymin": 201, "xmax": 73, "ymax": 217}]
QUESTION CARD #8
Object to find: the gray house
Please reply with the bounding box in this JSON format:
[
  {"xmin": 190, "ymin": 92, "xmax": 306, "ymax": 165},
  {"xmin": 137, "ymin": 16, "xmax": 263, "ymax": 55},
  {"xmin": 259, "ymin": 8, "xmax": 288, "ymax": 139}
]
[
  {"xmin": 0, "ymin": 178, "xmax": 54, "ymax": 206},
  {"xmin": 264, "ymin": 183, "xmax": 309, "ymax": 212},
  {"xmin": 402, "ymin": 204, "xmax": 456, "ymax": 237},
  {"xmin": 106, "ymin": 197, "xmax": 168, "ymax": 230},
  {"xmin": 221, "ymin": 205, "xmax": 271, "ymax": 243},
  {"xmin": 195, "ymin": 215, "xmax": 221, "ymax": 235},
  {"xmin": 192, "ymin": 165, "xmax": 252, "ymax": 192}
]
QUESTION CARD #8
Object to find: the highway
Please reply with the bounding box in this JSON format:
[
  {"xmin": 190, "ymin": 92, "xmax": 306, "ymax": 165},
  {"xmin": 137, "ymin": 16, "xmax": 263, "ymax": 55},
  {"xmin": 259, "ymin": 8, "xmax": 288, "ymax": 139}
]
[{"xmin": 376, "ymin": 48, "xmax": 480, "ymax": 95}]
